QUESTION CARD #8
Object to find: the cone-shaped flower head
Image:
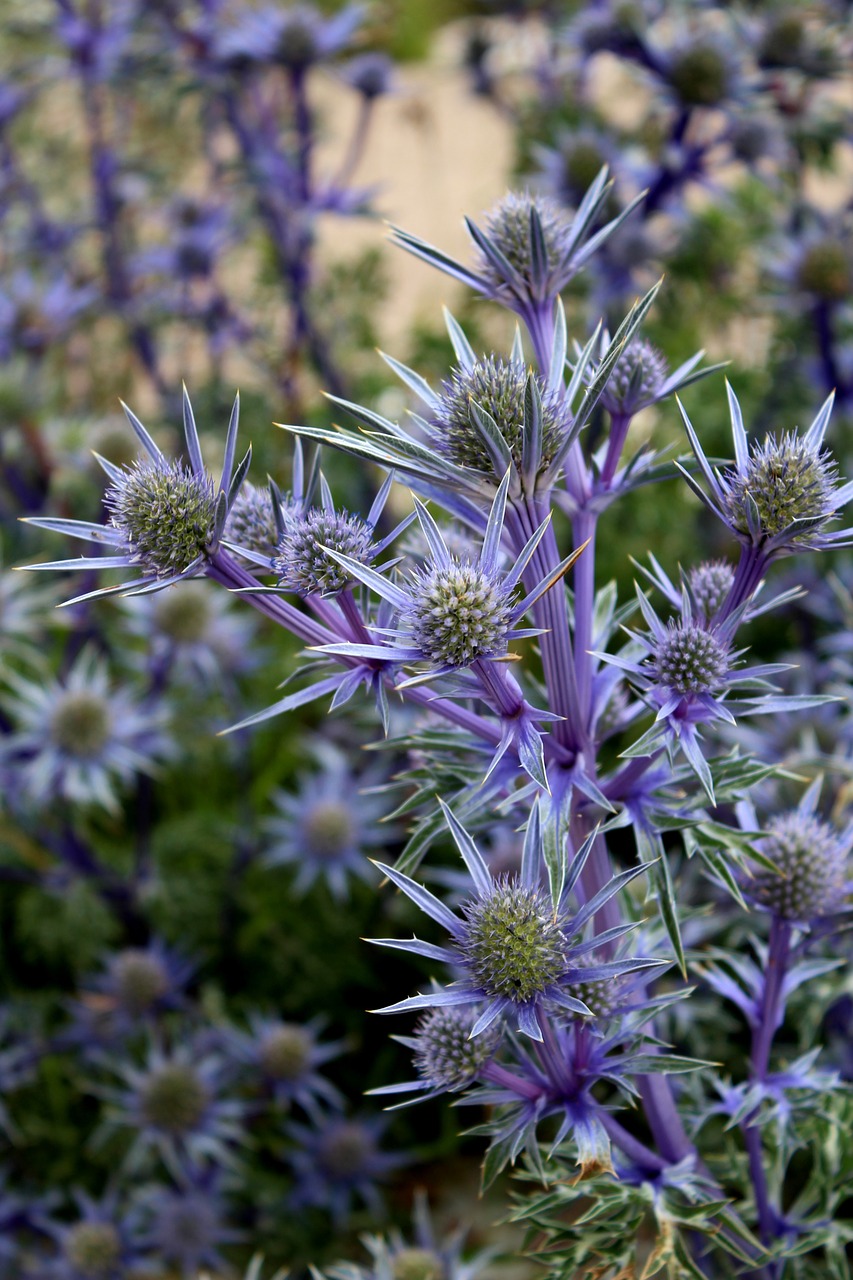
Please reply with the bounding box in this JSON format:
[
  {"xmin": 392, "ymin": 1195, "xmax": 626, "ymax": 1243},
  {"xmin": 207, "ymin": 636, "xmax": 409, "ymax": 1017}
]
[
  {"xmin": 139, "ymin": 1061, "xmax": 208, "ymax": 1135},
  {"xmin": 317, "ymin": 472, "xmax": 586, "ymax": 687},
  {"xmin": 23, "ymin": 389, "xmax": 250, "ymax": 605},
  {"xmin": 271, "ymin": 470, "xmax": 408, "ymax": 598},
  {"xmin": 689, "ymin": 560, "xmax": 734, "ymax": 620},
  {"xmin": 796, "ymin": 236, "xmax": 852, "ymax": 304},
  {"xmin": 110, "ymin": 950, "xmax": 170, "ymax": 1017},
  {"xmin": 666, "ymin": 36, "xmax": 740, "ymax": 108},
  {"xmin": 276, "ymin": 507, "xmax": 376, "ymax": 596},
  {"xmin": 652, "ymin": 621, "xmax": 729, "ymax": 697},
  {"xmin": 390, "ymin": 169, "xmax": 642, "ymax": 323},
  {"xmin": 677, "ymin": 384, "xmax": 853, "ymax": 557},
  {"xmin": 371, "ymin": 801, "xmax": 656, "ymax": 1042},
  {"xmin": 742, "ymin": 783, "xmax": 852, "ymax": 923},
  {"xmin": 412, "ymin": 1006, "xmax": 501, "ymax": 1092},
  {"xmin": 431, "ymin": 356, "xmax": 569, "ymax": 474},
  {"xmin": 224, "ymin": 481, "xmax": 280, "ymax": 559},
  {"xmin": 599, "ymin": 337, "xmax": 669, "ymax": 415},
  {"xmin": 105, "ymin": 460, "xmax": 217, "ymax": 579},
  {"xmin": 65, "ymin": 1222, "xmax": 122, "ymax": 1277},
  {"xmin": 0, "ymin": 650, "xmax": 168, "ymax": 812}
]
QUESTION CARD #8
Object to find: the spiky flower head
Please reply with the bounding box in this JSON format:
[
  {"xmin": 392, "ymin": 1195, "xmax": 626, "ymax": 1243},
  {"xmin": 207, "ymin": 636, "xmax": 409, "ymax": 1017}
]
[
  {"xmin": 600, "ymin": 337, "xmax": 668, "ymax": 414},
  {"xmin": 105, "ymin": 459, "xmax": 217, "ymax": 579},
  {"xmin": 722, "ymin": 433, "xmax": 838, "ymax": 545},
  {"xmin": 689, "ymin": 560, "xmax": 734, "ymax": 619},
  {"xmin": 65, "ymin": 1222, "xmax": 122, "ymax": 1278},
  {"xmin": 431, "ymin": 356, "xmax": 568, "ymax": 474},
  {"xmin": 747, "ymin": 811, "xmax": 848, "ymax": 922},
  {"xmin": 373, "ymin": 801, "xmax": 655, "ymax": 1042},
  {"xmin": 571, "ymin": 976, "xmax": 622, "ymax": 1021},
  {"xmin": 406, "ymin": 560, "xmax": 515, "ymax": 667},
  {"xmin": 225, "ymin": 481, "xmax": 280, "ymax": 559},
  {"xmin": 412, "ymin": 1006, "xmax": 499, "ymax": 1091},
  {"xmin": 481, "ymin": 191, "xmax": 572, "ymax": 290},
  {"xmin": 110, "ymin": 949, "xmax": 170, "ymax": 1017},
  {"xmin": 275, "ymin": 508, "xmax": 376, "ymax": 596},
  {"xmin": 652, "ymin": 621, "xmax": 729, "ymax": 696},
  {"xmin": 25, "ymin": 389, "xmax": 250, "ymax": 603},
  {"xmin": 1, "ymin": 650, "xmax": 167, "ymax": 811},
  {"xmin": 462, "ymin": 877, "xmax": 567, "ymax": 1005},
  {"xmin": 266, "ymin": 742, "xmax": 393, "ymax": 900},
  {"xmin": 677, "ymin": 386, "xmax": 853, "ymax": 558},
  {"xmin": 259, "ymin": 1023, "xmax": 313, "ymax": 1081},
  {"xmin": 139, "ymin": 1062, "xmax": 208, "ymax": 1135}
]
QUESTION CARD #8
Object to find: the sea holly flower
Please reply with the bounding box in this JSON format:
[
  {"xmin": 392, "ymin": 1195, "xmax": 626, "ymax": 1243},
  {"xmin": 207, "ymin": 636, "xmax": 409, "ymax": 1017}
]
[
  {"xmin": 287, "ymin": 1112, "xmax": 403, "ymax": 1225},
  {"xmin": 368, "ymin": 1003, "xmax": 501, "ymax": 1110},
  {"xmin": 273, "ymin": 471, "xmax": 410, "ymax": 598},
  {"xmin": 264, "ymin": 741, "xmax": 394, "ymax": 900},
  {"xmin": 594, "ymin": 587, "xmax": 828, "ymax": 801},
  {"xmin": 677, "ymin": 384, "xmax": 853, "ymax": 563},
  {"xmin": 23, "ymin": 388, "xmax": 250, "ymax": 605},
  {"xmin": 67, "ymin": 941, "xmax": 195, "ymax": 1048},
  {"xmin": 96, "ymin": 1043, "xmax": 243, "ymax": 1177},
  {"xmin": 736, "ymin": 779, "xmax": 853, "ymax": 925},
  {"xmin": 121, "ymin": 580, "xmax": 261, "ymax": 682},
  {"xmin": 37, "ymin": 1190, "xmax": 141, "ymax": 1280},
  {"xmin": 132, "ymin": 1169, "xmax": 243, "ymax": 1279},
  {"xmin": 221, "ymin": 1012, "xmax": 345, "ymax": 1119},
  {"xmin": 390, "ymin": 170, "xmax": 642, "ymax": 331},
  {"xmin": 325, "ymin": 1189, "xmax": 497, "ymax": 1280},
  {"xmin": 370, "ymin": 801, "xmax": 658, "ymax": 1042},
  {"xmin": 0, "ymin": 649, "xmax": 169, "ymax": 812},
  {"xmin": 316, "ymin": 471, "xmax": 581, "ymax": 684}
]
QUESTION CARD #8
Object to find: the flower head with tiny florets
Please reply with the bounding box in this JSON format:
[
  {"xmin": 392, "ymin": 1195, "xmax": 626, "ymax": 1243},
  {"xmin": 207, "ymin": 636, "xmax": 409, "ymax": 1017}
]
[
  {"xmin": 100, "ymin": 1043, "xmax": 242, "ymax": 1173},
  {"xmin": 224, "ymin": 481, "xmax": 280, "ymax": 559},
  {"xmin": 412, "ymin": 1006, "xmax": 501, "ymax": 1092},
  {"xmin": 600, "ymin": 337, "xmax": 669, "ymax": 415},
  {"xmin": 407, "ymin": 560, "xmax": 515, "ymax": 668},
  {"xmin": 0, "ymin": 649, "xmax": 168, "ymax": 813},
  {"xmin": 275, "ymin": 507, "xmax": 375, "ymax": 596},
  {"xmin": 24, "ymin": 389, "xmax": 250, "ymax": 604},
  {"xmin": 747, "ymin": 813, "xmax": 849, "ymax": 923},
  {"xmin": 722, "ymin": 434, "xmax": 838, "ymax": 544},
  {"xmin": 221, "ymin": 1012, "xmax": 344, "ymax": 1119},
  {"xmin": 372, "ymin": 800, "xmax": 658, "ymax": 1042},
  {"xmin": 677, "ymin": 385, "xmax": 853, "ymax": 559},
  {"xmin": 431, "ymin": 356, "xmax": 569, "ymax": 474},
  {"xmin": 689, "ymin": 560, "xmax": 734, "ymax": 620},
  {"xmin": 652, "ymin": 621, "xmax": 729, "ymax": 697},
  {"xmin": 287, "ymin": 1113, "xmax": 402, "ymax": 1224}
]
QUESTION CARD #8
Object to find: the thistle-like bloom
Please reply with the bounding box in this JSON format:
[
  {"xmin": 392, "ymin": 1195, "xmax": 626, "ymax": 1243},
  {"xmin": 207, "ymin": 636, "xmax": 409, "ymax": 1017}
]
[
  {"xmin": 370, "ymin": 802, "xmax": 656, "ymax": 1042},
  {"xmin": 38, "ymin": 1190, "xmax": 141, "ymax": 1280},
  {"xmin": 677, "ymin": 384, "xmax": 853, "ymax": 557},
  {"xmin": 24, "ymin": 388, "xmax": 250, "ymax": 605},
  {"xmin": 737, "ymin": 780, "xmax": 852, "ymax": 924},
  {"xmin": 121, "ymin": 581, "xmax": 261, "ymax": 682},
  {"xmin": 0, "ymin": 650, "xmax": 169, "ymax": 812},
  {"xmin": 222, "ymin": 1012, "xmax": 345, "ymax": 1119},
  {"xmin": 97, "ymin": 1043, "xmax": 243, "ymax": 1176},
  {"xmin": 658, "ymin": 29, "xmax": 746, "ymax": 111},
  {"xmin": 429, "ymin": 355, "xmax": 571, "ymax": 476},
  {"xmin": 224, "ymin": 481, "xmax": 281, "ymax": 560},
  {"xmin": 390, "ymin": 170, "xmax": 641, "ymax": 325},
  {"xmin": 264, "ymin": 742, "xmax": 394, "ymax": 899},
  {"xmin": 325, "ymin": 1190, "xmax": 496, "ymax": 1280},
  {"xmin": 68, "ymin": 941, "xmax": 194, "ymax": 1047},
  {"xmin": 317, "ymin": 472, "xmax": 582, "ymax": 688},
  {"xmin": 368, "ymin": 1004, "xmax": 501, "ymax": 1110},
  {"xmin": 287, "ymin": 1113, "xmax": 403, "ymax": 1225},
  {"xmin": 133, "ymin": 1170, "xmax": 242, "ymax": 1280}
]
